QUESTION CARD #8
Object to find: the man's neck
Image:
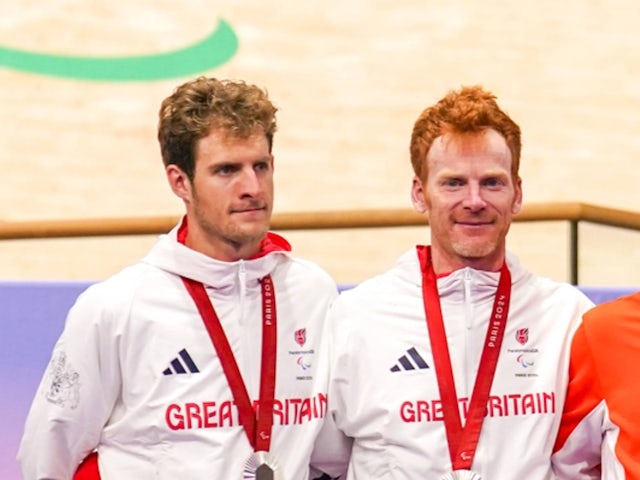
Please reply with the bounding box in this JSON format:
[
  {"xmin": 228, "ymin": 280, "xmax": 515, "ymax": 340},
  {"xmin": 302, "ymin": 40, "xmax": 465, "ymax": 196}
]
[
  {"xmin": 430, "ymin": 249, "xmax": 505, "ymax": 276},
  {"xmin": 185, "ymin": 236, "xmax": 260, "ymax": 262},
  {"xmin": 177, "ymin": 219, "xmax": 262, "ymax": 262}
]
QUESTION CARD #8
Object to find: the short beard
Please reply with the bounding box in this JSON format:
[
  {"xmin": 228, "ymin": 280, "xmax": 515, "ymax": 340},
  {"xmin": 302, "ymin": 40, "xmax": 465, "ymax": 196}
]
[{"xmin": 451, "ymin": 238, "xmax": 499, "ymax": 260}]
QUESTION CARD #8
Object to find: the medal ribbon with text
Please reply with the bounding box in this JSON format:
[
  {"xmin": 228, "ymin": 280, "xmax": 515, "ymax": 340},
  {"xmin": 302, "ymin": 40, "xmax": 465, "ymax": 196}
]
[
  {"xmin": 182, "ymin": 275, "xmax": 276, "ymax": 454},
  {"xmin": 418, "ymin": 246, "xmax": 511, "ymax": 470}
]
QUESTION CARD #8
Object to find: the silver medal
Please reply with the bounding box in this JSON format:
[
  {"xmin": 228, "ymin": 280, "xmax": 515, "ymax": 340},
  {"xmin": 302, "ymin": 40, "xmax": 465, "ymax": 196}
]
[
  {"xmin": 243, "ymin": 451, "xmax": 282, "ymax": 480},
  {"xmin": 439, "ymin": 470, "xmax": 483, "ymax": 480}
]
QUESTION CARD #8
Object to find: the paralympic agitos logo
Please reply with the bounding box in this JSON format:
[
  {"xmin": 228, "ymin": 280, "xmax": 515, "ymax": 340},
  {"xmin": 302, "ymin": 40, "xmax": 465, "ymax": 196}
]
[{"xmin": 0, "ymin": 18, "xmax": 238, "ymax": 81}]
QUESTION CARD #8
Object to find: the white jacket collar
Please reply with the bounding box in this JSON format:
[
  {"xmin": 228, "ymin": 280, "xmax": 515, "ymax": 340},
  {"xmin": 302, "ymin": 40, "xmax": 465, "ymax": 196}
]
[
  {"xmin": 393, "ymin": 247, "xmax": 532, "ymax": 303},
  {"xmin": 141, "ymin": 222, "xmax": 291, "ymax": 289}
]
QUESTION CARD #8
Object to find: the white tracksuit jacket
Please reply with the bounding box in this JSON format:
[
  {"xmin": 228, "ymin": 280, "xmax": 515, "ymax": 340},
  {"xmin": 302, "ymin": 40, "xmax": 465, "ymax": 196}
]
[
  {"xmin": 18, "ymin": 224, "xmax": 346, "ymax": 480},
  {"xmin": 327, "ymin": 247, "xmax": 594, "ymax": 479}
]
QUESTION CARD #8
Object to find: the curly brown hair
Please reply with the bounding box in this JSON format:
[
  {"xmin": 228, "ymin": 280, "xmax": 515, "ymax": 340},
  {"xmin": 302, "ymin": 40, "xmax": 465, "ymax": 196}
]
[
  {"xmin": 410, "ymin": 85, "xmax": 521, "ymax": 182},
  {"xmin": 158, "ymin": 76, "xmax": 278, "ymax": 180}
]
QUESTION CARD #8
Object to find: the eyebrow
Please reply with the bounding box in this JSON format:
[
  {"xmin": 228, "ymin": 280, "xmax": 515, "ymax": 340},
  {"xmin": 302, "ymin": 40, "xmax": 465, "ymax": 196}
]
[
  {"xmin": 437, "ymin": 168, "xmax": 509, "ymax": 178},
  {"xmin": 206, "ymin": 156, "xmax": 272, "ymax": 171}
]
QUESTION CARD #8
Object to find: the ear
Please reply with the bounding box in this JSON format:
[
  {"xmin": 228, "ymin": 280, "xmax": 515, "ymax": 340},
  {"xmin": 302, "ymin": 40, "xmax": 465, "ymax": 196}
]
[
  {"xmin": 511, "ymin": 176, "xmax": 523, "ymax": 214},
  {"xmin": 411, "ymin": 176, "xmax": 429, "ymax": 214},
  {"xmin": 166, "ymin": 164, "xmax": 192, "ymax": 203}
]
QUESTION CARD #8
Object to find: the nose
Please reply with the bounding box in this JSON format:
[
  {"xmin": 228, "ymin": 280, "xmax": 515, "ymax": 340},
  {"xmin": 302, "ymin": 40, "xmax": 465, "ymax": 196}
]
[
  {"xmin": 462, "ymin": 183, "xmax": 486, "ymax": 212},
  {"xmin": 239, "ymin": 167, "xmax": 261, "ymax": 197}
]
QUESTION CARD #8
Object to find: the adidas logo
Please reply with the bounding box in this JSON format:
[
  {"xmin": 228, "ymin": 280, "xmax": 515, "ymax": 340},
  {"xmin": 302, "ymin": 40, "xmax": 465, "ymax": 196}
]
[
  {"xmin": 163, "ymin": 348, "xmax": 200, "ymax": 375},
  {"xmin": 390, "ymin": 347, "xmax": 430, "ymax": 372}
]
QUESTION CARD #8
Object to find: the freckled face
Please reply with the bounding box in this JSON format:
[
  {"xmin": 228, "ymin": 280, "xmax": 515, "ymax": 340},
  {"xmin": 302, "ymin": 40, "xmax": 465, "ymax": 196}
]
[{"xmin": 411, "ymin": 129, "xmax": 522, "ymax": 272}]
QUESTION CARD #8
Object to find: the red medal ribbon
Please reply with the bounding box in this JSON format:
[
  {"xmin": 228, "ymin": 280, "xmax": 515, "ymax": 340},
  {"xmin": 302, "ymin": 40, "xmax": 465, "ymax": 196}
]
[
  {"xmin": 418, "ymin": 246, "xmax": 511, "ymax": 470},
  {"xmin": 182, "ymin": 275, "xmax": 277, "ymax": 453}
]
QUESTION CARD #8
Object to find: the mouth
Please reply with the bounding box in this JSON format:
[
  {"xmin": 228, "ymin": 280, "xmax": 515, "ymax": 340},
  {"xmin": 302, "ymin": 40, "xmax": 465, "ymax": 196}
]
[
  {"xmin": 231, "ymin": 205, "xmax": 268, "ymax": 215},
  {"xmin": 454, "ymin": 220, "xmax": 495, "ymax": 232},
  {"xmin": 456, "ymin": 220, "xmax": 493, "ymax": 227}
]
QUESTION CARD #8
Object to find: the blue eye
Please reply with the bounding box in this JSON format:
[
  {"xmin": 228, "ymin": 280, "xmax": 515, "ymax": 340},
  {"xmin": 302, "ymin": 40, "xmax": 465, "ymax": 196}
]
[
  {"xmin": 484, "ymin": 177, "xmax": 505, "ymax": 188},
  {"xmin": 215, "ymin": 164, "xmax": 238, "ymax": 175}
]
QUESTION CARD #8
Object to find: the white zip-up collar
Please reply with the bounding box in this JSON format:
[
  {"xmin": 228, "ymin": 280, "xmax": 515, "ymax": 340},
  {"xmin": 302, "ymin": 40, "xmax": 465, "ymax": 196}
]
[
  {"xmin": 392, "ymin": 247, "xmax": 532, "ymax": 303},
  {"xmin": 141, "ymin": 222, "xmax": 291, "ymax": 291}
]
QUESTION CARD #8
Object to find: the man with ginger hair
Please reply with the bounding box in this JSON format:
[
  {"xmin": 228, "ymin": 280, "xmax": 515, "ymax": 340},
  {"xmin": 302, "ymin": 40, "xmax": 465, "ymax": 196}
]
[
  {"xmin": 18, "ymin": 76, "xmax": 349, "ymax": 479},
  {"xmin": 324, "ymin": 85, "xmax": 593, "ymax": 479}
]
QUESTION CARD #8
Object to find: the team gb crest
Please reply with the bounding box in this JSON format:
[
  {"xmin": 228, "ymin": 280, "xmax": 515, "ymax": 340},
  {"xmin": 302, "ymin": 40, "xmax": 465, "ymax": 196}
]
[
  {"xmin": 294, "ymin": 328, "xmax": 306, "ymax": 347},
  {"xmin": 516, "ymin": 328, "xmax": 529, "ymax": 345}
]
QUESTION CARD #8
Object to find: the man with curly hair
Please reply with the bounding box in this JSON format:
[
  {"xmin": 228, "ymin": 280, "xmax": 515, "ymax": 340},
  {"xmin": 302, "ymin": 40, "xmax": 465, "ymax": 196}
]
[
  {"xmin": 324, "ymin": 85, "xmax": 593, "ymax": 479},
  {"xmin": 18, "ymin": 76, "xmax": 349, "ymax": 480}
]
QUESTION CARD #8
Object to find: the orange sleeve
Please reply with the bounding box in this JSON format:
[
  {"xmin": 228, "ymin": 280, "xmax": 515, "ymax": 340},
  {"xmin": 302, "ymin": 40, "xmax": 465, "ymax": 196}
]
[
  {"xmin": 586, "ymin": 296, "xmax": 640, "ymax": 478},
  {"xmin": 555, "ymin": 293, "xmax": 640, "ymax": 479},
  {"xmin": 552, "ymin": 320, "xmax": 603, "ymax": 479},
  {"xmin": 554, "ymin": 322, "xmax": 603, "ymax": 452}
]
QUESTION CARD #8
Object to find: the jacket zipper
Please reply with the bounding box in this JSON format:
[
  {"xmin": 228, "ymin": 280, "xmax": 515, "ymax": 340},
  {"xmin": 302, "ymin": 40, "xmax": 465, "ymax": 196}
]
[
  {"xmin": 463, "ymin": 268, "xmax": 473, "ymax": 394},
  {"xmin": 238, "ymin": 260, "xmax": 247, "ymax": 322}
]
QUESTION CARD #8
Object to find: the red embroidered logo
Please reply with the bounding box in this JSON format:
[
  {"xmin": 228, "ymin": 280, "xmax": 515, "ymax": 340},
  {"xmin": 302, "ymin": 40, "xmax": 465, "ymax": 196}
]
[
  {"xmin": 294, "ymin": 328, "xmax": 306, "ymax": 347},
  {"xmin": 516, "ymin": 328, "xmax": 529, "ymax": 345}
]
